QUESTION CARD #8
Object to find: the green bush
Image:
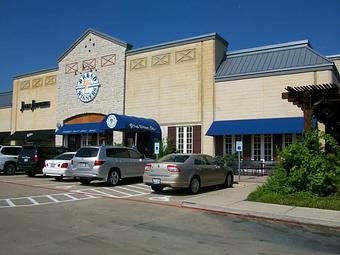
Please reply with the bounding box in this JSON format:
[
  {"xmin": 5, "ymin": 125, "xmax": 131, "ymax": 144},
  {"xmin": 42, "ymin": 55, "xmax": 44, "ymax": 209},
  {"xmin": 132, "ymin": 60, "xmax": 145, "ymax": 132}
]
[
  {"xmin": 251, "ymin": 129, "xmax": 340, "ymax": 198},
  {"xmin": 215, "ymin": 153, "xmax": 238, "ymax": 167}
]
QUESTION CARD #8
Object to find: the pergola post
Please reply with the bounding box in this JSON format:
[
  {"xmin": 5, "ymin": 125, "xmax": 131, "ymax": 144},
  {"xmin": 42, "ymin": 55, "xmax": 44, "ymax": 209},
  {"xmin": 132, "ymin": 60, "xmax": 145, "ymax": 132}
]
[{"xmin": 302, "ymin": 93, "xmax": 312, "ymax": 132}]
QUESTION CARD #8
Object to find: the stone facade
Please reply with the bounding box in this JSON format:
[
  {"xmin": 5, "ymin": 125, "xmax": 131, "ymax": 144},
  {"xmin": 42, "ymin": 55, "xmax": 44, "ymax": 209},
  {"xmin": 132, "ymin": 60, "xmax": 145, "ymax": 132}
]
[{"xmin": 56, "ymin": 31, "xmax": 128, "ymax": 144}]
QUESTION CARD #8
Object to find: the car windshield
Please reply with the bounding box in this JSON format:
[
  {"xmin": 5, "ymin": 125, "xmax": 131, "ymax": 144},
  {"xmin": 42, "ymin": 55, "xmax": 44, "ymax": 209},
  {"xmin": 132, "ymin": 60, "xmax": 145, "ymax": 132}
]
[
  {"xmin": 53, "ymin": 153, "xmax": 75, "ymax": 160},
  {"xmin": 75, "ymin": 148, "xmax": 99, "ymax": 158},
  {"xmin": 159, "ymin": 154, "xmax": 190, "ymax": 163}
]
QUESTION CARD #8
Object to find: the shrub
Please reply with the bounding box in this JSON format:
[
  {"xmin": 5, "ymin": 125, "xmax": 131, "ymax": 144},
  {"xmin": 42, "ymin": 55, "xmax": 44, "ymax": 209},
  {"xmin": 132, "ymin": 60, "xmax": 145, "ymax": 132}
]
[{"xmin": 254, "ymin": 129, "xmax": 340, "ymax": 197}]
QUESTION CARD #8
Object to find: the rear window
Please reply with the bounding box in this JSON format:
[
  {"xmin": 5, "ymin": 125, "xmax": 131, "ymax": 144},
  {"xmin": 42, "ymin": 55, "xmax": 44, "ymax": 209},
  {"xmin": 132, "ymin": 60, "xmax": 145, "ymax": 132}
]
[
  {"xmin": 76, "ymin": 148, "xmax": 99, "ymax": 158},
  {"xmin": 19, "ymin": 147, "xmax": 36, "ymax": 157},
  {"xmin": 53, "ymin": 153, "xmax": 75, "ymax": 160},
  {"xmin": 1, "ymin": 147, "xmax": 22, "ymax": 156},
  {"xmin": 159, "ymin": 154, "xmax": 190, "ymax": 163}
]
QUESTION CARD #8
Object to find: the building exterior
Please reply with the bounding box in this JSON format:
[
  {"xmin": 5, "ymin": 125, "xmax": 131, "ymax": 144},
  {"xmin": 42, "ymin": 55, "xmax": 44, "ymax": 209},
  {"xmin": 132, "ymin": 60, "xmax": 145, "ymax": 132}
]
[
  {"xmin": 0, "ymin": 91, "xmax": 12, "ymax": 145},
  {"xmin": 1, "ymin": 29, "xmax": 339, "ymax": 161}
]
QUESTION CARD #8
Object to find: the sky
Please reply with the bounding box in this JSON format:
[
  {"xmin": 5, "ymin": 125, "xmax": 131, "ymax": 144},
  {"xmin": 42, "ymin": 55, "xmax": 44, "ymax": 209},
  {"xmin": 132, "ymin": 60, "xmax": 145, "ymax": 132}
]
[{"xmin": 1, "ymin": 0, "xmax": 340, "ymax": 92}]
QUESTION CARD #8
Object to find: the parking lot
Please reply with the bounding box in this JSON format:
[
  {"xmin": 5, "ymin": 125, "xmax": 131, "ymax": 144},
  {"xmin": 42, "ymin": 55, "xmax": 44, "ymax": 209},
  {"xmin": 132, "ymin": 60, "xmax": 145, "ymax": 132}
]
[{"xmin": 0, "ymin": 173, "xmax": 223, "ymax": 209}]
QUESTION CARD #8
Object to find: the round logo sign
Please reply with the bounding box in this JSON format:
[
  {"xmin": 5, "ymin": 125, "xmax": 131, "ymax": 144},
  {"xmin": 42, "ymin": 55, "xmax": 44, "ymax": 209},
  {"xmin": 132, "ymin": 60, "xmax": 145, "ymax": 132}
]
[
  {"xmin": 106, "ymin": 114, "xmax": 117, "ymax": 129},
  {"xmin": 76, "ymin": 71, "xmax": 100, "ymax": 103}
]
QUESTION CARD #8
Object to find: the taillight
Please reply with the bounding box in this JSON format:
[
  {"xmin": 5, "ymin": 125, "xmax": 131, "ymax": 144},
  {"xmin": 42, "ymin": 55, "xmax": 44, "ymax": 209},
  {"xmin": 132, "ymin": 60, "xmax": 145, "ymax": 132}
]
[
  {"xmin": 94, "ymin": 160, "xmax": 105, "ymax": 166},
  {"xmin": 44, "ymin": 162, "xmax": 47, "ymax": 167},
  {"xmin": 167, "ymin": 165, "xmax": 181, "ymax": 173},
  {"xmin": 145, "ymin": 164, "xmax": 152, "ymax": 171},
  {"xmin": 60, "ymin": 163, "xmax": 68, "ymax": 168},
  {"xmin": 34, "ymin": 154, "xmax": 39, "ymax": 162}
]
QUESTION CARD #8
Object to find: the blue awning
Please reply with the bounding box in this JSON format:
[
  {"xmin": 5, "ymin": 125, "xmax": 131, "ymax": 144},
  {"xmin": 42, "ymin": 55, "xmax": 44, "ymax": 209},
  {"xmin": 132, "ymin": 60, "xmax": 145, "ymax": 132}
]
[
  {"xmin": 206, "ymin": 117, "xmax": 304, "ymax": 136},
  {"xmin": 100, "ymin": 113, "xmax": 161, "ymax": 133},
  {"xmin": 55, "ymin": 122, "xmax": 103, "ymax": 135}
]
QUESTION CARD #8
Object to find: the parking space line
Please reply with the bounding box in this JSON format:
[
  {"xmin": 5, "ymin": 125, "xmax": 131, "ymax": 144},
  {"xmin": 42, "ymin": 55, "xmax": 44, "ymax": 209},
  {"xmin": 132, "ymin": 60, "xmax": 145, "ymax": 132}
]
[
  {"xmin": 46, "ymin": 195, "xmax": 59, "ymax": 202},
  {"xmin": 88, "ymin": 189, "xmax": 120, "ymax": 198},
  {"xmin": 5, "ymin": 199, "xmax": 16, "ymax": 207},
  {"xmin": 27, "ymin": 197, "xmax": 39, "ymax": 205},
  {"xmin": 63, "ymin": 193, "xmax": 79, "ymax": 201},
  {"xmin": 116, "ymin": 186, "xmax": 148, "ymax": 194},
  {"xmin": 127, "ymin": 184, "xmax": 151, "ymax": 191},
  {"xmin": 102, "ymin": 187, "xmax": 131, "ymax": 196}
]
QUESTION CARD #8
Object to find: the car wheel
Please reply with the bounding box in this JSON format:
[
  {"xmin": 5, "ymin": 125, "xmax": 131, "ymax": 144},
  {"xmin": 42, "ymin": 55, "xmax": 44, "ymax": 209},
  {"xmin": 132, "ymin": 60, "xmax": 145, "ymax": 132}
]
[
  {"xmin": 189, "ymin": 176, "xmax": 200, "ymax": 194},
  {"xmin": 225, "ymin": 173, "xmax": 233, "ymax": 188},
  {"xmin": 151, "ymin": 185, "xmax": 164, "ymax": 193},
  {"xmin": 79, "ymin": 178, "xmax": 91, "ymax": 185},
  {"xmin": 26, "ymin": 171, "xmax": 36, "ymax": 177},
  {"xmin": 4, "ymin": 163, "xmax": 16, "ymax": 175},
  {"xmin": 54, "ymin": 176, "xmax": 63, "ymax": 181},
  {"xmin": 107, "ymin": 169, "xmax": 120, "ymax": 186}
]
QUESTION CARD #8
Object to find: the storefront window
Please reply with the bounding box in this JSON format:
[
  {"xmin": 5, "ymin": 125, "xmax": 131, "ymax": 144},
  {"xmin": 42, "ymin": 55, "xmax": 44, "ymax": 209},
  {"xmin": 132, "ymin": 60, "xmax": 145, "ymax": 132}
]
[{"xmin": 264, "ymin": 134, "xmax": 272, "ymax": 161}]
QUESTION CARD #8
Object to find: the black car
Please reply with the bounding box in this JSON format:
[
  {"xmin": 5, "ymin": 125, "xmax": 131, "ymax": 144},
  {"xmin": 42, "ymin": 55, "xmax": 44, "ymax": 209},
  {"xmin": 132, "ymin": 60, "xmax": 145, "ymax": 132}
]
[{"xmin": 17, "ymin": 145, "xmax": 69, "ymax": 177}]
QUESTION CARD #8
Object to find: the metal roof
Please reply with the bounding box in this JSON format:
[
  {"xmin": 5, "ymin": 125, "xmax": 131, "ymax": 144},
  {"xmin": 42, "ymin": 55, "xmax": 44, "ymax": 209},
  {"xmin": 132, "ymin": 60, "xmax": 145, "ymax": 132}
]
[
  {"xmin": 0, "ymin": 91, "xmax": 12, "ymax": 108},
  {"xmin": 215, "ymin": 40, "xmax": 334, "ymax": 81},
  {"xmin": 58, "ymin": 28, "xmax": 132, "ymax": 62},
  {"xmin": 127, "ymin": 33, "xmax": 228, "ymax": 56}
]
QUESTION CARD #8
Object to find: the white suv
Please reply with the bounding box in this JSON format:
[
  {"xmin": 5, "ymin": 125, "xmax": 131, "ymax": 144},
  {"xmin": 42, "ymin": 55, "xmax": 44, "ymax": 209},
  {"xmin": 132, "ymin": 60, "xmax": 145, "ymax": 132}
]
[{"xmin": 0, "ymin": 146, "xmax": 22, "ymax": 175}]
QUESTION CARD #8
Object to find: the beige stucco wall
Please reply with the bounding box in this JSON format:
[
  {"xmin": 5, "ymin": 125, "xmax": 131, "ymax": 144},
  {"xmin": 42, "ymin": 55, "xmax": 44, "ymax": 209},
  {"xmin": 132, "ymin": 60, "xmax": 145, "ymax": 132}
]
[
  {"xmin": 0, "ymin": 107, "xmax": 11, "ymax": 132},
  {"xmin": 215, "ymin": 70, "xmax": 334, "ymax": 121},
  {"xmin": 126, "ymin": 42, "xmax": 203, "ymax": 125},
  {"xmin": 126, "ymin": 38, "xmax": 226, "ymax": 154},
  {"xmin": 11, "ymin": 70, "xmax": 58, "ymax": 133}
]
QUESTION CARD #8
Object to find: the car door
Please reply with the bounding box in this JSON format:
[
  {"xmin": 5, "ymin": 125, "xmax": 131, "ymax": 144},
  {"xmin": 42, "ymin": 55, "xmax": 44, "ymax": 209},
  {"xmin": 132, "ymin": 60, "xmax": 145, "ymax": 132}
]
[
  {"xmin": 204, "ymin": 155, "xmax": 226, "ymax": 185},
  {"xmin": 193, "ymin": 155, "xmax": 211, "ymax": 186},
  {"xmin": 128, "ymin": 149, "xmax": 145, "ymax": 177},
  {"xmin": 106, "ymin": 148, "xmax": 132, "ymax": 178}
]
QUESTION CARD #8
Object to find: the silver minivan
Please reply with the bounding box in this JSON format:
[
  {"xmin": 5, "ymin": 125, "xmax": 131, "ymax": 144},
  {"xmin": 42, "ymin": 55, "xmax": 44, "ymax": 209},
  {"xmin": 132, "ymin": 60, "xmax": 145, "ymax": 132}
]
[{"xmin": 72, "ymin": 146, "xmax": 154, "ymax": 185}]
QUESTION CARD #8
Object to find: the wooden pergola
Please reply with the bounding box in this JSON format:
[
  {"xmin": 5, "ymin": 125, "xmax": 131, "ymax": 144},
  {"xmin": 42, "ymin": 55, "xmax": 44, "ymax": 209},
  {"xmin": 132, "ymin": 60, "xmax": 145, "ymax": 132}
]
[{"xmin": 282, "ymin": 83, "xmax": 340, "ymax": 140}]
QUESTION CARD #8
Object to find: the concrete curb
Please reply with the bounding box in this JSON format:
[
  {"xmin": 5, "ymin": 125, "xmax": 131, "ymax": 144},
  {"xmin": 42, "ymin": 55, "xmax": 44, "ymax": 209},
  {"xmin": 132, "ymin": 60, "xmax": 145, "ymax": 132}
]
[{"xmin": 181, "ymin": 201, "xmax": 340, "ymax": 231}]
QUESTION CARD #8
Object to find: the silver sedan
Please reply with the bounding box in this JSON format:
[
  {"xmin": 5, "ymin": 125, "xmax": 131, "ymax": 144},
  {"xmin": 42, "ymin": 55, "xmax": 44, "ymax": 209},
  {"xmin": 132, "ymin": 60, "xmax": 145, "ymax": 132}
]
[{"xmin": 143, "ymin": 154, "xmax": 233, "ymax": 194}]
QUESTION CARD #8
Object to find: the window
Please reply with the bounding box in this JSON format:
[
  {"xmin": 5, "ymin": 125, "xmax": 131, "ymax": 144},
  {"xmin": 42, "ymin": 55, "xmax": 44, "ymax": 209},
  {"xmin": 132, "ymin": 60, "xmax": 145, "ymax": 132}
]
[
  {"xmin": 129, "ymin": 149, "xmax": 142, "ymax": 159},
  {"xmin": 253, "ymin": 135, "xmax": 261, "ymax": 161},
  {"xmin": 252, "ymin": 134, "xmax": 272, "ymax": 161},
  {"xmin": 283, "ymin": 134, "xmax": 293, "ymax": 147},
  {"xmin": 106, "ymin": 148, "xmax": 130, "ymax": 158},
  {"xmin": 81, "ymin": 134, "xmax": 99, "ymax": 147},
  {"xmin": 224, "ymin": 135, "xmax": 243, "ymax": 155},
  {"xmin": 225, "ymin": 135, "xmax": 232, "ymax": 154},
  {"xmin": 282, "ymin": 133, "xmax": 303, "ymax": 148},
  {"xmin": 176, "ymin": 126, "xmax": 193, "ymax": 153},
  {"xmin": 76, "ymin": 148, "xmax": 99, "ymax": 158},
  {"xmin": 159, "ymin": 154, "xmax": 190, "ymax": 163},
  {"xmin": 264, "ymin": 134, "xmax": 272, "ymax": 161}
]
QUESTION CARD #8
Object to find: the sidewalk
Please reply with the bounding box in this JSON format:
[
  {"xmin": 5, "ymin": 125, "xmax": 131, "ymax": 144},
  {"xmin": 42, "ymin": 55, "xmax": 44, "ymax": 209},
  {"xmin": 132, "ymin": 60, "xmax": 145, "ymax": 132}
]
[{"xmin": 181, "ymin": 176, "xmax": 340, "ymax": 229}]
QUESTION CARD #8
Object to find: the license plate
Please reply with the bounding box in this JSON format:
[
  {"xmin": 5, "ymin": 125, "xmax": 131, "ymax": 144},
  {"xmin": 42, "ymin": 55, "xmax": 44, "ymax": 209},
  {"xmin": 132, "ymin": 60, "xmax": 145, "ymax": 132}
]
[
  {"xmin": 152, "ymin": 178, "xmax": 161, "ymax": 184},
  {"xmin": 79, "ymin": 163, "xmax": 88, "ymax": 167},
  {"xmin": 50, "ymin": 163, "xmax": 55, "ymax": 168},
  {"xmin": 24, "ymin": 159, "xmax": 28, "ymax": 162}
]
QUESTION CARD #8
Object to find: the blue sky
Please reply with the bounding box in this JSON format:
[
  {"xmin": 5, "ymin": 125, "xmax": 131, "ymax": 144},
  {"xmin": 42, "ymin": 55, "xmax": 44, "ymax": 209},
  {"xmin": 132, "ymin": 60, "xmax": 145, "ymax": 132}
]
[{"xmin": 1, "ymin": 0, "xmax": 340, "ymax": 92}]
